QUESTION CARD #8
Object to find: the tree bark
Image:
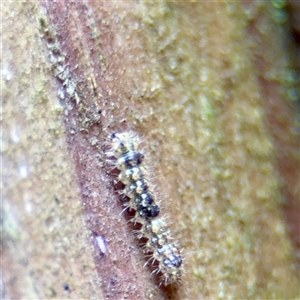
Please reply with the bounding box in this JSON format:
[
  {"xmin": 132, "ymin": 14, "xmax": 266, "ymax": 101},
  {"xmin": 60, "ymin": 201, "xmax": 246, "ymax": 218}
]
[{"xmin": 2, "ymin": 1, "xmax": 299, "ymax": 299}]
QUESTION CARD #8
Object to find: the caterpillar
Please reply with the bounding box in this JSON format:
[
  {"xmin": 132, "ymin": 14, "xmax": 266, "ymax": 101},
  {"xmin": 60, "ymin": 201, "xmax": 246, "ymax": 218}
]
[{"xmin": 105, "ymin": 131, "xmax": 183, "ymax": 285}]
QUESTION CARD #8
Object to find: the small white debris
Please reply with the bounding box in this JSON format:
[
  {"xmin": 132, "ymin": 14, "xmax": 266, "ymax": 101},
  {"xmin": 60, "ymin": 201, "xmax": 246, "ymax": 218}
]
[
  {"xmin": 19, "ymin": 164, "xmax": 28, "ymax": 178},
  {"xmin": 96, "ymin": 235, "xmax": 107, "ymax": 255},
  {"xmin": 2, "ymin": 65, "xmax": 12, "ymax": 81},
  {"xmin": 10, "ymin": 126, "xmax": 20, "ymax": 143}
]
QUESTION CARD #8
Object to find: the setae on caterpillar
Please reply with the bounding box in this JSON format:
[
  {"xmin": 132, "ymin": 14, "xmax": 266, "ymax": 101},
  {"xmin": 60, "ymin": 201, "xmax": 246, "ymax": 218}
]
[{"xmin": 105, "ymin": 131, "xmax": 183, "ymax": 285}]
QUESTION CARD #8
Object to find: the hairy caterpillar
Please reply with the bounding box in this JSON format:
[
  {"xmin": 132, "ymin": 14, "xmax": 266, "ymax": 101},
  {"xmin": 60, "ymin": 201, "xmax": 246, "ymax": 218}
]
[{"xmin": 105, "ymin": 131, "xmax": 183, "ymax": 285}]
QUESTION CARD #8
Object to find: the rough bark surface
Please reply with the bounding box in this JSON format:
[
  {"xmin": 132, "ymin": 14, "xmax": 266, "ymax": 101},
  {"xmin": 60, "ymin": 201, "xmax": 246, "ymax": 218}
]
[{"xmin": 2, "ymin": 1, "xmax": 299, "ymax": 299}]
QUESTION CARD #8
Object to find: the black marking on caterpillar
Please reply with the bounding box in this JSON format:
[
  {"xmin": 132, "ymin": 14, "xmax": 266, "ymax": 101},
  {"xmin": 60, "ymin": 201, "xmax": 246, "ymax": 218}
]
[{"xmin": 105, "ymin": 131, "xmax": 183, "ymax": 285}]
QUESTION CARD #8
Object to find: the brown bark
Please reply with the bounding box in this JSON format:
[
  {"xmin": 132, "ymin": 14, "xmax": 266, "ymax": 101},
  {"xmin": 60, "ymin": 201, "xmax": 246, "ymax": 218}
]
[{"xmin": 2, "ymin": 1, "xmax": 299, "ymax": 299}]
